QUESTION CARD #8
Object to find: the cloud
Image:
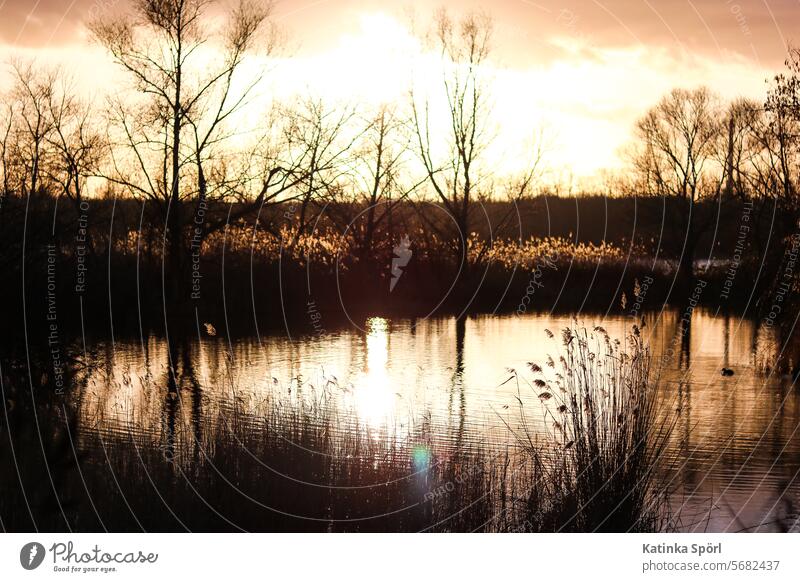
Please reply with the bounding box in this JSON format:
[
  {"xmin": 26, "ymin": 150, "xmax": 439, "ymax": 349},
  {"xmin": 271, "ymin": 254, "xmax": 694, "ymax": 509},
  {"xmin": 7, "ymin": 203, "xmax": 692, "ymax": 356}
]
[
  {"xmin": 0, "ymin": 0, "xmax": 792, "ymax": 184},
  {"xmin": 0, "ymin": 0, "xmax": 97, "ymax": 46}
]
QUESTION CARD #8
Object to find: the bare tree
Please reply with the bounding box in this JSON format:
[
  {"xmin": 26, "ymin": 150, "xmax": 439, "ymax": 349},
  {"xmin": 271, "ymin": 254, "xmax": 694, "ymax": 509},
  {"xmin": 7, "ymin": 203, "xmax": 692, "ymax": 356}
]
[
  {"xmin": 632, "ymin": 87, "xmax": 723, "ymax": 283},
  {"xmin": 409, "ymin": 9, "xmax": 495, "ymax": 269},
  {"xmin": 90, "ymin": 0, "xmax": 272, "ymax": 294},
  {"xmin": 0, "ymin": 101, "xmax": 15, "ymax": 200},
  {"xmin": 280, "ymin": 97, "xmax": 362, "ymax": 248},
  {"xmin": 44, "ymin": 76, "xmax": 104, "ymax": 208},
  {"xmin": 718, "ymin": 98, "xmax": 762, "ymax": 200},
  {"xmin": 8, "ymin": 61, "xmax": 58, "ymax": 199},
  {"xmin": 713, "ymin": 98, "xmax": 792, "ymax": 206},
  {"xmin": 184, "ymin": 0, "xmax": 278, "ymax": 212},
  {"xmin": 321, "ymin": 106, "xmax": 423, "ymax": 259},
  {"xmin": 765, "ymin": 45, "xmax": 800, "ymax": 203},
  {"xmin": 744, "ymin": 109, "xmax": 795, "ymax": 202},
  {"xmin": 1, "ymin": 62, "xmax": 103, "ymax": 209}
]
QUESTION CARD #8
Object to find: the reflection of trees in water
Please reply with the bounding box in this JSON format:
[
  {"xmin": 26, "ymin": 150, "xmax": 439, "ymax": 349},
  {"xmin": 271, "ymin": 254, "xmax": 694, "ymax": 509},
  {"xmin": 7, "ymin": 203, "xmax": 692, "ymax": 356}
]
[
  {"xmin": 658, "ymin": 303, "xmax": 693, "ymax": 374},
  {"xmin": 164, "ymin": 339, "xmax": 204, "ymax": 462},
  {"xmin": 723, "ymin": 314, "xmax": 730, "ymax": 370},
  {"xmin": 750, "ymin": 316, "xmax": 800, "ymax": 379},
  {"xmin": 678, "ymin": 313, "xmax": 692, "ymax": 370},
  {"xmin": 447, "ymin": 315, "xmax": 467, "ymax": 448},
  {"xmin": 676, "ymin": 379, "xmax": 692, "ymax": 456},
  {"xmin": 660, "ymin": 309, "xmax": 800, "ymax": 532},
  {"xmin": 0, "ymin": 356, "xmax": 86, "ymax": 530}
]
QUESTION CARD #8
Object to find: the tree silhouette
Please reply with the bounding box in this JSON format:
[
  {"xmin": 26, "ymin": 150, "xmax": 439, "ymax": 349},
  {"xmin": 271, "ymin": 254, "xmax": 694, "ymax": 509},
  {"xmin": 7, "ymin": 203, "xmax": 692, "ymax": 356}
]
[
  {"xmin": 410, "ymin": 9, "xmax": 495, "ymax": 272},
  {"xmin": 632, "ymin": 87, "xmax": 723, "ymax": 284},
  {"xmin": 90, "ymin": 0, "xmax": 272, "ymax": 301}
]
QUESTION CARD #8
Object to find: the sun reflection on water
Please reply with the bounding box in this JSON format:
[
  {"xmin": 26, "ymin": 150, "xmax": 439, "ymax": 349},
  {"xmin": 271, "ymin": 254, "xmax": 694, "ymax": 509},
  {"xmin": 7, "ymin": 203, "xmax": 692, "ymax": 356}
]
[{"xmin": 352, "ymin": 317, "xmax": 397, "ymax": 430}]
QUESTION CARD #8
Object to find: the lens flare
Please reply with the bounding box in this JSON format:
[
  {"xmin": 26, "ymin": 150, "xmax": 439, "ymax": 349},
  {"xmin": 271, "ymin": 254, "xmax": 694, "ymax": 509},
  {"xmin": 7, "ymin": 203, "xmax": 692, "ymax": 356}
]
[{"xmin": 412, "ymin": 445, "xmax": 431, "ymax": 472}]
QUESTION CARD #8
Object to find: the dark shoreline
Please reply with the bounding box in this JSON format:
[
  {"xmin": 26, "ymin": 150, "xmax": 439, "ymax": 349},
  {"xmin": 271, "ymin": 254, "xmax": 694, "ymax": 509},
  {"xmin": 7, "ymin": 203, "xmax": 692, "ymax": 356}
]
[{"xmin": 0, "ymin": 193, "xmax": 795, "ymax": 349}]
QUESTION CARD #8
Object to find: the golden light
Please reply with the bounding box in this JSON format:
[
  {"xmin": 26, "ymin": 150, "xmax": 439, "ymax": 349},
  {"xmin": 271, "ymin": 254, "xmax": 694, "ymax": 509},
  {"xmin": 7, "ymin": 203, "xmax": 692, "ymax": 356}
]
[
  {"xmin": 352, "ymin": 316, "xmax": 396, "ymax": 430},
  {"xmin": 0, "ymin": 7, "xmax": 778, "ymax": 189}
]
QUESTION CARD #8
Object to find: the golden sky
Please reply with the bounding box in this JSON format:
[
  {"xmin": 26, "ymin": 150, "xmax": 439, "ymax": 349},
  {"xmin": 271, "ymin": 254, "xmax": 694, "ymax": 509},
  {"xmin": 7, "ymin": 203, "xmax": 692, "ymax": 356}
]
[{"xmin": 1, "ymin": 0, "xmax": 798, "ymax": 184}]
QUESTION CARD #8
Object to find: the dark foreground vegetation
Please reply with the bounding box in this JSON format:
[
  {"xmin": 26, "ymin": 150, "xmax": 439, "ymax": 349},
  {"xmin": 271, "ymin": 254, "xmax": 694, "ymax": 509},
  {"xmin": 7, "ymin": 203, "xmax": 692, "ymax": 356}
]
[{"xmin": 0, "ymin": 325, "xmax": 675, "ymax": 532}]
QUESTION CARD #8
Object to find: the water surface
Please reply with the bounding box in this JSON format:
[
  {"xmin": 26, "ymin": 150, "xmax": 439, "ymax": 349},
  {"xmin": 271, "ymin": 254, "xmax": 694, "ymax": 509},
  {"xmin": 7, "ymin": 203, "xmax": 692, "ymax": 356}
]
[{"xmin": 75, "ymin": 308, "xmax": 800, "ymax": 532}]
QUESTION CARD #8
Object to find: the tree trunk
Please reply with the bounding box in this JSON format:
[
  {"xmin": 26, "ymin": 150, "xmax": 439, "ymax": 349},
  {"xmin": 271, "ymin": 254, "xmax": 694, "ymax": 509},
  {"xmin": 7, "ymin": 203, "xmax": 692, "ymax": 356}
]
[
  {"xmin": 678, "ymin": 199, "xmax": 696, "ymax": 286},
  {"xmin": 168, "ymin": 36, "xmax": 183, "ymax": 308},
  {"xmin": 457, "ymin": 203, "xmax": 470, "ymax": 278}
]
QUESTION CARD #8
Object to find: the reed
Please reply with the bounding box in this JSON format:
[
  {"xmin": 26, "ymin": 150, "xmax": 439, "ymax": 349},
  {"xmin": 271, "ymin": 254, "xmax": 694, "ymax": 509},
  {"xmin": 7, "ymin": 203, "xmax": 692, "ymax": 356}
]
[{"xmin": 499, "ymin": 323, "xmax": 676, "ymax": 532}]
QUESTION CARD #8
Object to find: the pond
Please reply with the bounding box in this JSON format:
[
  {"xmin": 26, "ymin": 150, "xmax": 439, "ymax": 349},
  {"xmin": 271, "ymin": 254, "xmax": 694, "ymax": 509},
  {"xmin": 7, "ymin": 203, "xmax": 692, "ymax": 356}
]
[{"xmin": 71, "ymin": 307, "xmax": 800, "ymax": 532}]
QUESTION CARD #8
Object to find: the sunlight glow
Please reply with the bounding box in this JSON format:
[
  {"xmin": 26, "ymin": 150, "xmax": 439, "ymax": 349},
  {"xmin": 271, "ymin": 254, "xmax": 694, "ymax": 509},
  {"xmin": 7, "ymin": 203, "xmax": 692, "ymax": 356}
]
[
  {"xmin": 353, "ymin": 317, "xmax": 396, "ymax": 429},
  {"xmin": 0, "ymin": 7, "xmax": 779, "ymax": 189},
  {"xmin": 267, "ymin": 10, "xmax": 772, "ymax": 186}
]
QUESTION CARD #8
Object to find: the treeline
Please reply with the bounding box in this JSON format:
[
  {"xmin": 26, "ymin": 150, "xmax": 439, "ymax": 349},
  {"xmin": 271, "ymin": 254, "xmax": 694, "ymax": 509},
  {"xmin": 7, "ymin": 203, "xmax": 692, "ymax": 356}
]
[
  {"xmin": 1, "ymin": 1, "xmax": 800, "ymax": 338},
  {"xmin": 0, "ymin": 191, "xmax": 781, "ymax": 343}
]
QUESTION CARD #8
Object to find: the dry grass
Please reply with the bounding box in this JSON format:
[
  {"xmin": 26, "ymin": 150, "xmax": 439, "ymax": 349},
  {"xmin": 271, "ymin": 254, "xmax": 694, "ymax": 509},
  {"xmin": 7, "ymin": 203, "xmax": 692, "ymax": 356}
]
[{"xmin": 492, "ymin": 323, "xmax": 676, "ymax": 532}]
